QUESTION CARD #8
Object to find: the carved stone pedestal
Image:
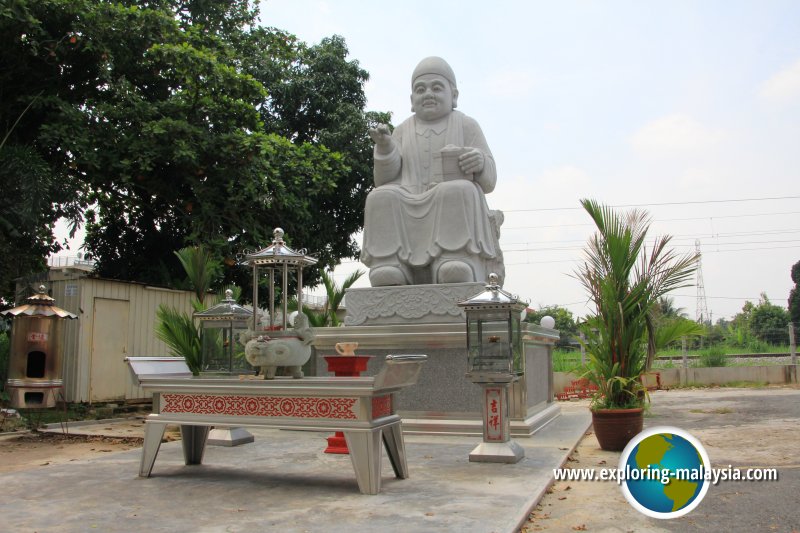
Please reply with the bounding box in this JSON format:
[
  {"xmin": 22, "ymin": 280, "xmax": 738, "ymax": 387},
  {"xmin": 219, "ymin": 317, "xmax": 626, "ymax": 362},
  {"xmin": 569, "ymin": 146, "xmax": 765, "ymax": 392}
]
[{"xmin": 344, "ymin": 283, "xmax": 483, "ymax": 326}]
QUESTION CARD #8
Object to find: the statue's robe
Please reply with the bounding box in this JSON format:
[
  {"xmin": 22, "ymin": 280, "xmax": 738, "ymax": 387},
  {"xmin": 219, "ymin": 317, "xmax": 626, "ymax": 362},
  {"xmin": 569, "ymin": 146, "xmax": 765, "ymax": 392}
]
[{"xmin": 361, "ymin": 110, "xmax": 501, "ymax": 283}]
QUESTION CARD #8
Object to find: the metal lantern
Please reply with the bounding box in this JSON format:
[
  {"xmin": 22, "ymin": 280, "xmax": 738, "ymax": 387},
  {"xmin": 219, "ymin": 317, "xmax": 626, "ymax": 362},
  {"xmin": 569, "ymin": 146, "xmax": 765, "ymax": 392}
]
[
  {"xmin": 1, "ymin": 285, "xmax": 77, "ymax": 408},
  {"xmin": 459, "ymin": 273, "xmax": 526, "ymax": 379},
  {"xmin": 458, "ymin": 273, "xmax": 526, "ymax": 464},
  {"xmin": 245, "ymin": 227, "xmax": 317, "ymax": 330},
  {"xmin": 194, "ymin": 289, "xmax": 251, "ymax": 374}
]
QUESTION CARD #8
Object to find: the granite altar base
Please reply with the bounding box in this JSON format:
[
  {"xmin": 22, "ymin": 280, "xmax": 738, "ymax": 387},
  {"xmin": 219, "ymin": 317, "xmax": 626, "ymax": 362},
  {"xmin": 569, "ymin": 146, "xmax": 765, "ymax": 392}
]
[{"xmin": 313, "ymin": 321, "xmax": 560, "ymax": 437}]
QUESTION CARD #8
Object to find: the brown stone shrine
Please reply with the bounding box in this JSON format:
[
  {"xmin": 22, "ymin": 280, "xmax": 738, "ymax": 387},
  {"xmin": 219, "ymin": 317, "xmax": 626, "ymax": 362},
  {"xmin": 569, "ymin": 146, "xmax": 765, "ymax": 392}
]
[{"xmin": 2, "ymin": 285, "xmax": 78, "ymax": 409}]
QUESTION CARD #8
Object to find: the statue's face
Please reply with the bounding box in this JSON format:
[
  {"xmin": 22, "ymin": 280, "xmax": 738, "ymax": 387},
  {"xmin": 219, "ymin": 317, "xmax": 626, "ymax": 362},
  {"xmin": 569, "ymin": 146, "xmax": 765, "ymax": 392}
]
[{"xmin": 411, "ymin": 74, "xmax": 457, "ymax": 121}]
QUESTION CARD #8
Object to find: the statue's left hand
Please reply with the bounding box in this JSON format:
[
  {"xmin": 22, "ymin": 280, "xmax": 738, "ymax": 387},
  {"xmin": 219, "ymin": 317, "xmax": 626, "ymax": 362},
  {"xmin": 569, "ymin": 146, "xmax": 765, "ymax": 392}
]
[{"xmin": 458, "ymin": 148, "xmax": 484, "ymax": 175}]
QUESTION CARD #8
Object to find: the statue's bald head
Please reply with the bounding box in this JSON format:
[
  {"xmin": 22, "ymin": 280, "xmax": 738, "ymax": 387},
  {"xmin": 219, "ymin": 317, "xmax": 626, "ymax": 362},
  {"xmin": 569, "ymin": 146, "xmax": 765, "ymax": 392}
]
[{"xmin": 412, "ymin": 57, "xmax": 457, "ymax": 89}]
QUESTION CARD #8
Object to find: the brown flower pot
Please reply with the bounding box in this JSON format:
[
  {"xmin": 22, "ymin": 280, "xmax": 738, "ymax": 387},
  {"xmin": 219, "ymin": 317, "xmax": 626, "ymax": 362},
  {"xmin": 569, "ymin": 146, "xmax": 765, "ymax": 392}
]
[{"xmin": 591, "ymin": 408, "xmax": 644, "ymax": 451}]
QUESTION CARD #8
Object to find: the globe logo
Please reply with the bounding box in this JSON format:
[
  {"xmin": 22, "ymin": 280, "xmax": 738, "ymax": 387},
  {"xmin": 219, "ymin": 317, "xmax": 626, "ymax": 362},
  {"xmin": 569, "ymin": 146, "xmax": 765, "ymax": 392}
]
[{"xmin": 619, "ymin": 426, "xmax": 711, "ymax": 519}]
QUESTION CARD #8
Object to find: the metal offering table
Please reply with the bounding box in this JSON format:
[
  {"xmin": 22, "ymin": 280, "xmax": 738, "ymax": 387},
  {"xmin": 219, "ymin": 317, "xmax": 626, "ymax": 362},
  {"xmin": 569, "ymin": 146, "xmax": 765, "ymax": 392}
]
[{"xmin": 127, "ymin": 355, "xmax": 426, "ymax": 495}]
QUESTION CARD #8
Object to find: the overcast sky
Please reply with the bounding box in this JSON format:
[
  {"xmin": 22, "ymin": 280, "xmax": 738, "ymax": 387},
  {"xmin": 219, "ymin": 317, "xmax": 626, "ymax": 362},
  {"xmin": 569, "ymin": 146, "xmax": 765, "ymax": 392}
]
[{"xmin": 254, "ymin": 0, "xmax": 800, "ymax": 322}]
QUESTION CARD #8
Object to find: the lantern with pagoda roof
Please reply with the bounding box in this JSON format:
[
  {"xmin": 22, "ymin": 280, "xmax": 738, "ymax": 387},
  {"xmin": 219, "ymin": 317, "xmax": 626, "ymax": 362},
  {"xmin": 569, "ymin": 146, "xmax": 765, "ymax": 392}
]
[
  {"xmin": 244, "ymin": 227, "xmax": 317, "ymax": 331},
  {"xmin": 1, "ymin": 285, "xmax": 77, "ymax": 408},
  {"xmin": 193, "ymin": 289, "xmax": 251, "ymax": 374},
  {"xmin": 240, "ymin": 228, "xmax": 318, "ymax": 379},
  {"xmin": 458, "ymin": 273, "xmax": 527, "ymax": 463}
]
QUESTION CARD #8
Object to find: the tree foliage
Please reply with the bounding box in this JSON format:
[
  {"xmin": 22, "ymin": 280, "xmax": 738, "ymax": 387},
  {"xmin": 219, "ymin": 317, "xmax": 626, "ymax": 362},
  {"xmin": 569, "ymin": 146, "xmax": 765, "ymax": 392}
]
[
  {"xmin": 524, "ymin": 305, "xmax": 578, "ymax": 348},
  {"xmin": 789, "ymin": 260, "xmax": 800, "ymax": 326},
  {"xmin": 0, "ymin": 0, "xmax": 388, "ymax": 301},
  {"xmin": 748, "ymin": 294, "xmax": 789, "ymax": 344},
  {"xmin": 720, "ymin": 293, "xmax": 790, "ymax": 348}
]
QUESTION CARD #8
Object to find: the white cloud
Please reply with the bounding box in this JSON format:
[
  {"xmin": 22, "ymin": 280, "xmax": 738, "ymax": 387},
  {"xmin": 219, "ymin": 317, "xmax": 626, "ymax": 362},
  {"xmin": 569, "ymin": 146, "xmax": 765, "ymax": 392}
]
[
  {"xmin": 493, "ymin": 165, "xmax": 592, "ymax": 214},
  {"xmin": 484, "ymin": 69, "xmax": 538, "ymax": 99},
  {"xmin": 759, "ymin": 59, "xmax": 800, "ymax": 105},
  {"xmin": 630, "ymin": 114, "xmax": 724, "ymax": 157}
]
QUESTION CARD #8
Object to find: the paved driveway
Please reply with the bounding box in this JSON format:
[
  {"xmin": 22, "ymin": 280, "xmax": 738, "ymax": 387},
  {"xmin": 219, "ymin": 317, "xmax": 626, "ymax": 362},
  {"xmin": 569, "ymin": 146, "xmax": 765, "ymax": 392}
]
[{"xmin": 523, "ymin": 386, "xmax": 800, "ymax": 532}]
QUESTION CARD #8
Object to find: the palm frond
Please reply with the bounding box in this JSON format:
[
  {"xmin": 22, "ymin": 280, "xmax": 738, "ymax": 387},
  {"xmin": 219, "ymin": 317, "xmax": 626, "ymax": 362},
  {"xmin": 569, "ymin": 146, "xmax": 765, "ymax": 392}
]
[{"xmin": 155, "ymin": 305, "xmax": 202, "ymax": 375}]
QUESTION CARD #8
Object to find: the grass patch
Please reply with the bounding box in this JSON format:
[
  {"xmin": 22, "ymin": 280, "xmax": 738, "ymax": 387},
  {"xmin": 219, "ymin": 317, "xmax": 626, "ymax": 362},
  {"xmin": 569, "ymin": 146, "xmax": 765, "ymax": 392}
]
[
  {"xmin": 668, "ymin": 382, "xmax": 707, "ymax": 389},
  {"xmin": 657, "ymin": 344, "xmax": 791, "ymax": 358},
  {"xmin": 552, "ymin": 350, "xmax": 582, "ymax": 372},
  {"xmin": 668, "ymin": 380, "xmax": 770, "ymax": 390},
  {"xmin": 722, "ymin": 380, "xmax": 769, "ymax": 388},
  {"xmin": 652, "ymin": 360, "xmax": 676, "ymax": 369}
]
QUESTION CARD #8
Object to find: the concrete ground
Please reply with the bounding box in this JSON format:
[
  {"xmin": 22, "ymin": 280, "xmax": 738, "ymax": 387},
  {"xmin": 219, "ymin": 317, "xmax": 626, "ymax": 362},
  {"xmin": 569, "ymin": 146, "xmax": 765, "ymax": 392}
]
[
  {"xmin": 523, "ymin": 386, "xmax": 800, "ymax": 532},
  {"xmin": 4, "ymin": 386, "xmax": 798, "ymax": 532},
  {"xmin": 1, "ymin": 405, "xmax": 591, "ymax": 533}
]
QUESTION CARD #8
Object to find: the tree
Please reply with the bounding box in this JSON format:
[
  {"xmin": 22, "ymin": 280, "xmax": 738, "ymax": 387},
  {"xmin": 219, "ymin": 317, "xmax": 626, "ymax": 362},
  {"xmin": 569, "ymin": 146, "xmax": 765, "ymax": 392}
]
[
  {"xmin": 0, "ymin": 0, "xmax": 388, "ymax": 300},
  {"xmin": 524, "ymin": 305, "xmax": 578, "ymax": 348},
  {"xmin": 651, "ymin": 296, "xmax": 687, "ymax": 323},
  {"xmin": 749, "ymin": 294, "xmax": 789, "ymax": 345},
  {"xmin": 789, "ymin": 260, "xmax": 800, "ymax": 326}
]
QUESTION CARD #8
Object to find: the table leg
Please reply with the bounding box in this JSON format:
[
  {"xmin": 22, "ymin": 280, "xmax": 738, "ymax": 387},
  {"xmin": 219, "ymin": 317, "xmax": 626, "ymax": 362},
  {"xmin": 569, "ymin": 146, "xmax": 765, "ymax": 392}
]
[
  {"xmin": 181, "ymin": 425, "xmax": 210, "ymax": 465},
  {"xmin": 140, "ymin": 422, "xmax": 167, "ymax": 477},
  {"xmin": 382, "ymin": 421, "xmax": 409, "ymax": 479},
  {"xmin": 343, "ymin": 429, "xmax": 383, "ymax": 495}
]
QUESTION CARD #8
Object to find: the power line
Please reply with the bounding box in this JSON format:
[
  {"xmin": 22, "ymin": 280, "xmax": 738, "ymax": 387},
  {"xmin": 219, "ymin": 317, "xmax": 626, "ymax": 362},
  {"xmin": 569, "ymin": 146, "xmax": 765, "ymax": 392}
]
[
  {"xmin": 502, "ymin": 195, "xmax": 800, "ymax": 213},
  {"xmin": 504, "ymin": 243, "xmax": 800, "ymax": 265},
  {"xmin": 500, "ymin": 228, "xmax": 800, "ymax": 247},
  {"xmin": 502, "ymin": 238, "xmax": 800, "ymax": 253},
  {"xmin": 503, "ymin": 210, "xmax": 800, "ymax": 230}
]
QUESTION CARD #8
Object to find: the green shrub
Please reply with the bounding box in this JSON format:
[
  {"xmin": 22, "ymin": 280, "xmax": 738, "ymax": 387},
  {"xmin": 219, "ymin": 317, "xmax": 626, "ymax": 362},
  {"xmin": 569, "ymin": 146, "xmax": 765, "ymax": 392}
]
[
  {"xmin": 697, "ymin": 347, "xmax": 727, "ymax": 367},
  {"xmin": 746, "ymin": 338, "xmax": 770, "ymax": 353}
]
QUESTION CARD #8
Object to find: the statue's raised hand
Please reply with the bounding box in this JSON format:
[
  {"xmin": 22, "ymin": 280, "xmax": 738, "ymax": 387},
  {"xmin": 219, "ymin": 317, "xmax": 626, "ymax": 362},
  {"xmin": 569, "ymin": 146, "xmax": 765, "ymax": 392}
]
[
  {"xmin": 369, "ymin": 124, "xmax": 394, "ymax": 154},
  {"xmin": 458, "ymin": 148, "xmax": 484, "ymax": 175}
]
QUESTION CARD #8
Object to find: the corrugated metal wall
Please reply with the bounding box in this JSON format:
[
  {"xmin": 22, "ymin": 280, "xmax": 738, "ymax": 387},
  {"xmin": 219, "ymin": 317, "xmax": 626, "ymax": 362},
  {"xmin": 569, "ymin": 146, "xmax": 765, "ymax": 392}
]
[{"xmin": 36, "ymin": 271, "xmax": 195, "ymax": 403}]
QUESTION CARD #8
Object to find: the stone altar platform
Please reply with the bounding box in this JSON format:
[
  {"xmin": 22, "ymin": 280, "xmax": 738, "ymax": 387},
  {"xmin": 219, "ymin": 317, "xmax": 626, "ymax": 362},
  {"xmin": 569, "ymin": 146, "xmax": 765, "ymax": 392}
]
[
  {"xmin": 313, "ymin": 321, "xmax": 560, "ymax": 437},
  {"xmin": 127, "ymin": 355, "xmax": 427, "ymax": 495}
]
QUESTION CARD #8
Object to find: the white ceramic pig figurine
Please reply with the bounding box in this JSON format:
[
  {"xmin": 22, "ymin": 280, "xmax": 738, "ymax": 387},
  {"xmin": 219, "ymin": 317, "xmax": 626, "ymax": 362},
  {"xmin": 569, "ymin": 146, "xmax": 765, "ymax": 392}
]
[{"xmin": 244, "ymin": 312, "xmax": 315, "ymax": 379}]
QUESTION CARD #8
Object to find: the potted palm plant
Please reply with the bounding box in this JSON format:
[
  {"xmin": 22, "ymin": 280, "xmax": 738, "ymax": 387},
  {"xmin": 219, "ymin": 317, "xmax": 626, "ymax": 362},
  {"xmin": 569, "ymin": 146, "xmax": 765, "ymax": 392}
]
[{"xmin": 575, "ymin": 199, "xmax": 699, "ymax": 451}]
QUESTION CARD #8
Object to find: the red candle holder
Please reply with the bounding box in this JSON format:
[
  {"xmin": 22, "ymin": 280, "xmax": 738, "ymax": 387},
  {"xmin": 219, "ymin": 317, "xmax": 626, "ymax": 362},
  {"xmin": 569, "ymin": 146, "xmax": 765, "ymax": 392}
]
[{"xmin": 323, "ymin": 355, "xmax": 374, "ymax": 454}]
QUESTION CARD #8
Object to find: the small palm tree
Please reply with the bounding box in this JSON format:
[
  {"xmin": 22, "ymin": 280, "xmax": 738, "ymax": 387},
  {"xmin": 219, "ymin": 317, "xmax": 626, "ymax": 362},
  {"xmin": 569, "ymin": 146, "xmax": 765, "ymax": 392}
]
[
  {"xmin": 174, "ymin": 245, "xmax": 222, "ymax": 308},
  {"xmin": 576, "ymin": 199, "xmax": 699, "ymax": 409},
  {"xmin": 155, "ymin": 245, "xmax": 222, "ymax": 374},
  {"xmin": 155, "ymin": 305, "xmax": 202, "ymax": 375},
  {"xmin": 320, "ymin": 269, "xmax": 364, "ymax": 327}
]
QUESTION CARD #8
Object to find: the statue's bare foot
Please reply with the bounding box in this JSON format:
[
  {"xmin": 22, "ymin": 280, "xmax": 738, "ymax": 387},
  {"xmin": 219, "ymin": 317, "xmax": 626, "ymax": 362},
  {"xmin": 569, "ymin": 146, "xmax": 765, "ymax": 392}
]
[
  {"xmin": 436, "ymin": 260, "xmax": 474, "ymax": 283},
  {"xmin": 369, "ymin": 266, "xmax": 409, "ymax": 286}
]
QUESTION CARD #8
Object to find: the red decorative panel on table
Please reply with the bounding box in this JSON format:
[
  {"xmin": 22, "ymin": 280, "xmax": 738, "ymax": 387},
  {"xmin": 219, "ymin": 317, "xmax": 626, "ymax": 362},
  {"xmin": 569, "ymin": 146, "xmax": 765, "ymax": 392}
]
[
  {"xmin": 161, "ymin": 394, "xmax": 358, "ymax": 420},
  {"xmin": 371, "ymin": 395, "xmax": 392, "ymax": 419}
]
